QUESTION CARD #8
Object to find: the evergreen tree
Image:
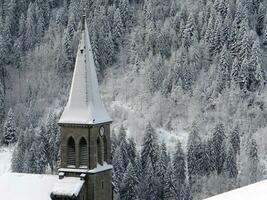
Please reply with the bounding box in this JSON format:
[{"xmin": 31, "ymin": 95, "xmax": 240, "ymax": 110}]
[
  {"xmin": 141, "ymin": 122, "xmax": 159, "ymax": 170},
  {"xmin": 223, "ymin": 144, "xmax": 238, "ymax": 178},
  {"xmin": 25, "ymin": 2, "xmax": 37, "ymax": 49},
  {"xmin": 229, "ymin": 19, "xmax": 239, "ymax": 56},
  {"xmin": 127, "ymin": 137, "xmax": 137, "ymax": 165},
  {"xmin": 120, "ymin": 162, "xmax": 138, "ymax": 200},
  {"xmin": 230, "ymin": 126, "xmax": 240, "ymax": 155},
  {"xmin": 249, "ymin": 39, "xmax": 265, "ymax": 91},
  {"xmin": 140, "ymin": 157, "xmax": 157, "ymax": 200},
  {"xmin": 36, "ymin": 5, "xmax": 46, "ymax": 41},
  {"xmin": 3, "ymin": 108, "xmax": 17, "ymax": 145},
  {"xmin": 217, "ymin": 45, "xmax": 231, "ymax": 93},
  {"xmin": 248, "ymin": 137, "xmax": 259, "ymax": 183},
  {"xmin": 46, "ymin": 113, "xmax": 60, "ymax": 172},
  {"xmin": 0, "ymin": 81, "xmax": 4, "ymax": 124},
  {"xmin": 113, "ymin": 145, "xmax": 125, "ymax": 192},
  {"xmin": 187, "ymin": 122, "xmax": 203, "ymax": 181},
  {"xmin": 182, "ymin": 13, "xmax": 197, "ymax": 49},
  {"xmin": 63, "ymin": 13, "xmax": 75, "ymax": 70},
  {"xmin": 11, "ymin": 129, "xmax": 26, "ymax": 172},
  {"xmin": 113, "ymin": 8, "xmax": 124, "ymax": 50},
  {"xmin": 231, "ymin": 57, "xmax": 241, "ymax": 86},
  {"xmin": 173, "ymin": 141, "xmax": 186, "ymax": 198},
  {"xmin": 239, "ymin": 56, "xmax": 249, "ymax": 92},
  {"xmin": 211, "ymin": 123, "xmax": 226, "ymax": 174}
]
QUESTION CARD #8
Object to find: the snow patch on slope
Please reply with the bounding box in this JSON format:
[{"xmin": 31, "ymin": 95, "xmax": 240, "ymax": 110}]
[{"xmin": 0, "ymin": 147, "xmax": 13, "ymax": 176}]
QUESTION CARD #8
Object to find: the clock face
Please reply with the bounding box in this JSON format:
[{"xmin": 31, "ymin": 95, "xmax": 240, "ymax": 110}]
[{"xmin": 99, "ymin": 126, "xmax": 105, "ymax": 137}]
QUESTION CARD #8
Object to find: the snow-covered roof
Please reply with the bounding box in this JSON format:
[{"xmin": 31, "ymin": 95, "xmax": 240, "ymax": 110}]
[
  {"xmin": 51, "ymin": 177, "xmax": 84, "ymax": 198},
  {"xmin": 203, "ymin": 179, "xmax": 267, "ymax": 200},
  {"xmin": 0, "ymin": 173, "xmax": 84, "ymax": 200},
  {"xmin": 59, "ymin": 18, "xmax": 111, "ymax": 125},
  {"xmin": 0, "ymin": 173, "xmax": 57, "ymax": 200},
  {"xmin": 59, "ymin": 162, "xmax": 113, "ymax": 174}
]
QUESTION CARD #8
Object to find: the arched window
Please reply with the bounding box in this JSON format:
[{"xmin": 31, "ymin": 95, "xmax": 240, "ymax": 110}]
[
  {"xmin": 103, "ymin": 136, "xmax": 107, "ymax": 162},
  {"xmin": 79, "ymin": 138, "xmax": 88, "ymax": 168},
  {"xmin": 97, "ymin": 137, "xmax": 102, "ymax": 165},
  {"xmin": 67, "ymin": 137, "xmax": 76, "ymax": 167}
]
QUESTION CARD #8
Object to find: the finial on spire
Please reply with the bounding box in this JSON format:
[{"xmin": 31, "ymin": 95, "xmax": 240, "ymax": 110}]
[{"xmin": 81, "ymin": 15, "xmax": 85, "ymax": 31}]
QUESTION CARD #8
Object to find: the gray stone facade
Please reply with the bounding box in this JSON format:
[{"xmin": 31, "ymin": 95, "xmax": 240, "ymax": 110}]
[{"xmin": 57, "ymin": 123, "xmax": 112, "ymax": 200}]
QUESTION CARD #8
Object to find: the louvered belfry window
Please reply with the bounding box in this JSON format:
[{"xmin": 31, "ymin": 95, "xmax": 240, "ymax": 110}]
[
  {"xmin": 67, "ymin": 137, "xmax": 76, "ymax": 167},
  {"xmin": 79, "ymin": 138, "xmax": 88, "ymax": 167},
  {"xmin": 97, "ymin": 137, "xmax": 102, "ymax": 165},
  {"xmin": 103, "ymin": 136, "xmax": 107, "ymax": 162}
]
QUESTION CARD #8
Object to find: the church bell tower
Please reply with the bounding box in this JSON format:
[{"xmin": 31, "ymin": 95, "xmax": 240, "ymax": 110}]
[{"xmin": 57, "ymin": 15, "xmax": 113, "ymax": 200}]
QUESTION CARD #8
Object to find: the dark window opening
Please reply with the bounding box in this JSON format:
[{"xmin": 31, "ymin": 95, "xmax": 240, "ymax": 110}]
[
  {"xmin": 79, "ymin": 138, "xmax": 88, "ymax": 168},
  {"xmin": 97, "ymin": 137, "xmax": 102, "ymax": 165},
  {"xmin": 67, "ymin": 137, "xmax": 76, "ymax": 167}
]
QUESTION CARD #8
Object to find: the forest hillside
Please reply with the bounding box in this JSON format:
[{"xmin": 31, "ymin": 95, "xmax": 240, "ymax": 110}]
[{"xmin": 0, "ymin": 0, "xmax": 266, "ymax": 199}]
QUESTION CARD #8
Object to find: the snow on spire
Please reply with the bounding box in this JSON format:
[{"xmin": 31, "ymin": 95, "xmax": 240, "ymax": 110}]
[{"xmin": 59, "ymin": 17, "xmax": 112, "ymax": 125}]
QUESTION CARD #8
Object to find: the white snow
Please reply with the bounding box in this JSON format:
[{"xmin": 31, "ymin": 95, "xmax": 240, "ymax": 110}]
[
  {"xmin": 0, "ymin": 173, "xmax": 58, "ymax": 200},
  {"xmin": 0, "ymin": 147, "xmax": 13, "ymax": 176},
  {"xmin": 51, "ymin": 177, "xmax": 84, "ymax": 198},
  {"xmin": 59, "ymin": 162, "xmax": 113, "ymax": 174},
  {"xmin": 88, "ymin": 162, "xmax": 113, "ymax": 173},
  {"xmin": 157, "ymin": 128, "xmax": 188, "ymax": 153},
  {"xmin": 0, "ymin": 173, "xmax": 84, "ymax": 200},
  {"xmin": 203, "ymin": 179, "xmax": 267, "ymax": 200},
  {"xmin": 59, "ymin": 20, "xmax": 111, "ymax": 125}
]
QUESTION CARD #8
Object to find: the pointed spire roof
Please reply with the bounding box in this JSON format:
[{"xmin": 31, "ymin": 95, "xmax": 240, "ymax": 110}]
[{"xmin": 59, "ymin": 16, "xmax": 112, "ymax": 125}]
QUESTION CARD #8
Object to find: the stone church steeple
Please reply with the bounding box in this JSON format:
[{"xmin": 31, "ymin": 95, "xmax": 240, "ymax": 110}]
[{"xmin": 56, "ymin": 16, "xmax": 113, "ymax": 200}]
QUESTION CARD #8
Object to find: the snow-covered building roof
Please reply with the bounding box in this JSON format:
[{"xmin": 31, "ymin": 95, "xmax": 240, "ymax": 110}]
[
  {"xmin": 203, "ymin": 179, "xmax": 267, "ymax": 200},
  {"xmin": 51, "ymin": 177, "xmax": 84, "ymax": 199},
  {"xmin": 59, "ymin": 162, "xmax": 113, "ymax": 174},
  {"xmin": 0, "ymin": 173, "xmax": 84, "ymax": 200},
  {"xmin": 59, "ymin": 18, "xmax": 111, "ymax": 125}
]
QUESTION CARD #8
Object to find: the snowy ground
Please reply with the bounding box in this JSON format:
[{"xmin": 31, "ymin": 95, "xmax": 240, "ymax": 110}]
[
  {"xmin": 0, "ymin": 147, "xmax": 13, "ymax": 176},
  {"xmin": 110, "ymin": 100, "xmax": 189, "ymax": 153}
]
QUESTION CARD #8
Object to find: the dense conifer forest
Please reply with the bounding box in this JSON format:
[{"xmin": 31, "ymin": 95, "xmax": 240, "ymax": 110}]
[{"xmin": 0, "ymin": 0, "xmax": 266, "ymax": 199}]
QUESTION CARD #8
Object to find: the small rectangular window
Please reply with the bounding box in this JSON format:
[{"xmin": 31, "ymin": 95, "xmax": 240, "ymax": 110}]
[{"xmin": 102, "ymin": 181, "xmax": 104, "ymax": 189}]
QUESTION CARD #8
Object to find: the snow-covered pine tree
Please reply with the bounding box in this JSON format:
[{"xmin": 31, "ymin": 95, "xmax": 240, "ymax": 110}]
[
  {"xmin": 173, "ymin": 140, "xmax": 186, "ymax": 198},
  {"xmin": 212, "ymin": 15, "xmax": 223, "ymax": 55},
  {"xmin": 229, "ymin": 18, "xmax": 239, "ymax": 56},
  {"xmin": 63, "ymin": 13, "xmax": 75, "ymax": 70},
  {"xmin": 230, "ymin": 57, "xmax": 241, "ymax": 86},
  {"xmin": 210, "ymin": 123, "xmax": 226, "ymax": 174},
  {"xmin": 17, "ymin": 13, "xmax": 26, "ymax": 53},
  {"xmin": 36, "ymin": 5, "xmax": 46, "ymax": 41},
  {"xmin": 187, "ymin": 122, "xmax": 203, "ymax": 182},
  {"xmin": 113, "ymin": 145, "xmax": 125, "ymax": 193},
  {"xmin": 239, "ymin": 31, "xmax": 250, "ymax": 62},
  {"xmin": 223, "ymin": 143, "xmax": 238, "ymax": 178},
  {"xmin": 11, "ymin": 129, "xmax": 26, "ymax": 172},
  {"xmin": 46, "ymin": 112, "xmax": 60, "ymax": 172},
  {"xmin": 0, "ymin": 81, "xmax": 4, "ymax": 124},
  {"xmin": 249, "ymin": 38, "xmax": 265, "ymax": 91},
  {"xmin": 216, "ymin": 45, "xmax": 231, "ymax": 93},
  {"xmin": 141, "ymin": 122, "xmax": 160, "ymax": 170},
  {"xmin": 155, "ymin": 141, "xmax": 170, "ymax": 199},
  {"xmin": 25, "ymin": 2, "xmax": 36, "ymax": 49},
  {"xmin": 127, "ymin": 137, "xmax": 137, "ymax": 166},
  {"xmin": 239, "ymin": 56, "xmax": 249, "ymax": 92},
  {"xmin": 35, "ymin": 131, "xmax": 48, "ymax": 173},
  {"xmin": 230, "ymin": 126, "xmax": 240, "ymax": 155},
  {"xmin": 3, "ymin": 108, "xmax": 17, "ymax": 145},
  {"xmin": 182, "ymin": 13, "xmax": 197, "ymax": 49},
  {"xmin": 247, "ymin": 137, "xmax": 259, "ymax": 183},
  {"xmin": 113, "ymin": 8, "xmax": 124, "ymax": 50},
  {"xmin": 120, "ymin": 162, "xmax": 138, "ymax": 200},
  {"xmin": 140, "ymin": 157, "xmax": 157, "ymax": 200}
]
